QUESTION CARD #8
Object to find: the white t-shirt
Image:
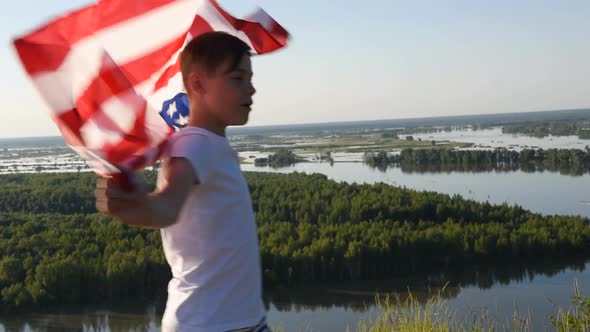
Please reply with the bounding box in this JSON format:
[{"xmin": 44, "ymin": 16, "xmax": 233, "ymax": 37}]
[{"xmin": 157, "ymin": 127, "xmax": 265, "ymax": 332}]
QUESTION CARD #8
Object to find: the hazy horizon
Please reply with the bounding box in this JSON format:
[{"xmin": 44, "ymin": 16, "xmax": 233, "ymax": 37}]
[{"xmin": 0, "ymin": 107, "xmax": 588, "ymax": 140}]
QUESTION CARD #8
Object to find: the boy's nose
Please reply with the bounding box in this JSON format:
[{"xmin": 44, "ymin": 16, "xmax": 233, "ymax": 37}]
[{"xmin": 249, "ymin": 82, "xmax": 256, "ymax": 96}]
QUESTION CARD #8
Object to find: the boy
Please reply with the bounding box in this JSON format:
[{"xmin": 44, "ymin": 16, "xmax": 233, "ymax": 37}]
[{"xmin": 95, "ymin": 32, "xmax": 269, "ymax": 332}]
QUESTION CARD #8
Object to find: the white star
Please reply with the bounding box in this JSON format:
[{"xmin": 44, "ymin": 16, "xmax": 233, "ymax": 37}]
[
  {"xmin": 166, "ymin": 101, "xmax": 178, "ymax": 118},
  {"xmin": 175, "ymin": 114, "xmax": 189, "ymax": 126}
]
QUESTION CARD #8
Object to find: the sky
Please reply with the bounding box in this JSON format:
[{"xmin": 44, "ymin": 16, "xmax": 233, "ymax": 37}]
[{"xmin": 1, "ymin": 0, "xmax": 589, "ymax": 138}]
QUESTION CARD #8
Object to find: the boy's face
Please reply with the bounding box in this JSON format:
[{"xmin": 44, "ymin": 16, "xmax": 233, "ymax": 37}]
[{"xmin": 201, "ymin": 55, "xmax": 256, "ymax": 127}]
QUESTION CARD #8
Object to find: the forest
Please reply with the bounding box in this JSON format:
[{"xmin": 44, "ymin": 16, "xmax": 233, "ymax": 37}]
[{"xmin": 0, "ymin": 171, "xmax": 589, "ymax": 311}]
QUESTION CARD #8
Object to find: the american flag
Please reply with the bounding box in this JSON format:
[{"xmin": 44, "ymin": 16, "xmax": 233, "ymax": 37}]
[{"xmin": 13, "ymin": 0, "xmax": 289, "ymax": 175}]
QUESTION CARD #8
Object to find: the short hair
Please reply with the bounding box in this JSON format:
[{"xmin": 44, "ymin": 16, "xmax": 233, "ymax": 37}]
[{"xmin": 180, "ymin": 32, "xmax": 251, "ymax": 87}]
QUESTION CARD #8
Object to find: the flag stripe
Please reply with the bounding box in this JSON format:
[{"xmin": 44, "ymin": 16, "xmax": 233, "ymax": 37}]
[
  {"xmin": 13, "ymin": 0, "xmax": 180, "ymax": 74},
  {"xmin": 55, "ymin": 109, "xmax": 84, "ymax": 144}
]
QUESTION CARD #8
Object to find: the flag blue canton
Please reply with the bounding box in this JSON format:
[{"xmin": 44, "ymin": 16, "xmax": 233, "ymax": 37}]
[{"xmin": 159, "ymin": 93, "xmax": 190, "ymax": 130}]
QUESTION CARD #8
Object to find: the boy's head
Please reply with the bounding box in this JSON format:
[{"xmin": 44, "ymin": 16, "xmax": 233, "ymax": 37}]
[{"xmin": 180, "ymin": 32, "xmax": 256, "ymax": 130}]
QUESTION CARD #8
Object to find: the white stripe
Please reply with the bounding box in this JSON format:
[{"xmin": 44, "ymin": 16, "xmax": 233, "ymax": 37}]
[
  {"xmin": 101, "ymin": 90, "xmax": 143, "ymax": 133},
  {"xmin": 145, "ymin": 103, "xmax": 173, "ymax": 145},
  {"xmin": 146, "ymin": 72, "xmax": 185, "ymax": 113},
  {"xmin": 245, "ymin": 9, "xmax": 275, "ymax": 32},
  {"xmin": 80, "ymin": 119, "xmax": 122, "ymax": 150}
]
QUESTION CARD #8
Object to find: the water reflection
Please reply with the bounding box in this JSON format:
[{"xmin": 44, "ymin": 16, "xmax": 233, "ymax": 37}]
[
  {"xmin": 265, "ymin": 256, "xmax": 589, "ymax": 310},
  {"xmin": 364, "ymin": 162, "xmax": 589, "ymax": 176},
  {"xmin": 264, "ymin": 280, "xmax": 461, "ymax": 313},
  {"xmin": 434, "ymin": 256, "xmax": 588, "ymax": 289}
]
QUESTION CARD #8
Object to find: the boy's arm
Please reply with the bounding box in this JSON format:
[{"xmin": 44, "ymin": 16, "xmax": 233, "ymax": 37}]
[{"xmin": 95, "ymin": 157, "xmax": 196, "ymax": 229}]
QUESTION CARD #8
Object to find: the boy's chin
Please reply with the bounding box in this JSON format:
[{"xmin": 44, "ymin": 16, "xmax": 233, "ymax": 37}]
[{"xmin": 230, "ymin": 115, "xmax": 249, "ymax": 126}]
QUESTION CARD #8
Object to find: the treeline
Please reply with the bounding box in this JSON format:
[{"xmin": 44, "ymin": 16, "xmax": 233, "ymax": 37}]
[
  {"xmin": 1, "ymin": 172, "xmax": 590, "ymax": 311},
  {"xmin": 0, "ymin": 172, "xmax": 156, "ymax": 214},
  {"xmin": 254, "ymin": 148, "xmax": 302, "ymax": 167},
  {"xmin": 502, "ymin": 120, "xmax": 590, "ymax": 139},
  {"xmin": 364, "ymin": 148, "xmax": 590, "ymax": 174}
]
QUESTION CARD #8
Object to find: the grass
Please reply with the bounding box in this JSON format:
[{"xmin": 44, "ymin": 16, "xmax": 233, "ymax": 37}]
[
  {"xmin": 551, "ymin": 280, "xmax": 590, "ymax": 332},
  {"xmin": 352, "ymin": 282, "xmax": 590, "ymax": 332},
  {"xmin": 270, "ymin": 281, "xmax": 589, "ymax": 332}
]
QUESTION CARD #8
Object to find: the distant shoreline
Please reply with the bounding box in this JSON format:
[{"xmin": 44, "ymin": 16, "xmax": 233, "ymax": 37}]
[{"xmin": 2, "ymin": 107, "xmax": 589, "ymax": 140}]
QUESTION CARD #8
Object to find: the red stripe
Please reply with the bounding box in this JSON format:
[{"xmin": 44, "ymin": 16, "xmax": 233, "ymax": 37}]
[
  {"xmin": 209, "ymin": 0, "xmax": 289, "ymax": 54},
  {"xmin": 55, "ymin": 110, "xmax": 84, "ymax": 146},
  {"xmin": 152, "ymin": 61, "xmax": 181, "ymax": 93},
  {"xmin": 153, "ymin": 15, "xmax": 213, "ymax": 92},
  {"xmin": 263, "ymin": 20, "xmax": 289, "ymax": 47},
  {"xmin": 13, "ymin": 0, "xmax": 177, "ymax": 75},
  {"xmin": 241, "ymin": 20, "xmax": 289, "ymax": 54},
  {"xmin": 188, "ymin": 15, "xmax": 216, "ymax": 44}
]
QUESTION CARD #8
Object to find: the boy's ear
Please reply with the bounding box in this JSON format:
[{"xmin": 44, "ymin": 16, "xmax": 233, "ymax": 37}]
[{"xmin": 187, "ymin": 71, "xmax": 206, "ymax": 95}]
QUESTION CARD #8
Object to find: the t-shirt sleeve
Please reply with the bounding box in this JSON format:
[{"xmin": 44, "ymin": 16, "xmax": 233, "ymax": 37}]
[{"xmin": 167, "ymin": 133, "xmax": 213, "ymax": 184}]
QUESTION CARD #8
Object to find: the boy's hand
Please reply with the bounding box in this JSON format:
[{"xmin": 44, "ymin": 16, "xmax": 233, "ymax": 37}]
[
  {"xmin": 95, "ymin": 175, "xmax": 148, "ymax": 221},
  {"xmin": 95, "ymin": 158, "xmax": 195, "ymax": 229}
]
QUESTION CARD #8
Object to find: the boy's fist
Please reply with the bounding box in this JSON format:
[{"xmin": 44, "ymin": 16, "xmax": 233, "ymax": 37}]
[{"xmin": 95, "ymin": 173, "xmax": 146, "ymax": 216}]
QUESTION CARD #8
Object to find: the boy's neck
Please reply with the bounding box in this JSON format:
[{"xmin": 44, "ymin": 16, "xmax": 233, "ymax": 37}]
[
  {"xmin": 188, "ymin": 110, "xmax": 226, "ymax": 137},
  {"xmin": 189, "ymin": 120, "xmax": 226, "ymax": 137}
]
